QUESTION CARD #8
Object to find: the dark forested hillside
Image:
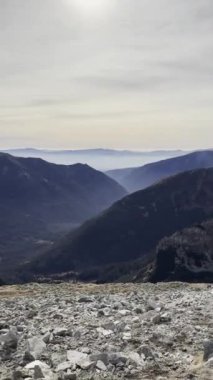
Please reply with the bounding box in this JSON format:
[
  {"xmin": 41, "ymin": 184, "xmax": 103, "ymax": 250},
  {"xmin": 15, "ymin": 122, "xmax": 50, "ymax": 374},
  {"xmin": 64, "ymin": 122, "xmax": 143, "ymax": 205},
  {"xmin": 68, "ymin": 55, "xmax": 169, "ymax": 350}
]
[
  {"xmin": 28, "ymin": 168, "xmax": 213, "ymax": 278},
  {"xmin": 0, "ymin": 153, "xmax": 126, "ymax": 279}
]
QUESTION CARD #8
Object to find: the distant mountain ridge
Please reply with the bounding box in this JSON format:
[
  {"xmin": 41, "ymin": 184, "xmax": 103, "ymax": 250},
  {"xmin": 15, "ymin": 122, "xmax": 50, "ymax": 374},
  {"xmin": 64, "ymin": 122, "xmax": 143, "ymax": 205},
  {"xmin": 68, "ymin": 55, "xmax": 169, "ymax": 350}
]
[
  {"xmin": 0, "ymin": 148, "xmax": 187, "ymax": 171},
  {"xmin": 27, "ymin": 168, "xmax": 213, "ymax": 280},
  {"xmin": 107, "ymin": 150, "xmax": 213, "ymax": 192},
  {"xmin": 0, "ymin": 153, "xmax": 126, "ymax": 280},
  {"xmin": 1, "ymin": 147, "xmax": 185, "ymax": 156}
]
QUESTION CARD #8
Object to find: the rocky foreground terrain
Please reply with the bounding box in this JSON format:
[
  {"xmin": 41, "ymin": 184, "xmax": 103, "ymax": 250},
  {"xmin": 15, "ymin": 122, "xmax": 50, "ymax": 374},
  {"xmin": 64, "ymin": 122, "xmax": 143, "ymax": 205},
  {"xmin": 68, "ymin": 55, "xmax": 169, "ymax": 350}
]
[{"xmin": 0, "ymin": 282, "xmax": 213, "ymax": 380}]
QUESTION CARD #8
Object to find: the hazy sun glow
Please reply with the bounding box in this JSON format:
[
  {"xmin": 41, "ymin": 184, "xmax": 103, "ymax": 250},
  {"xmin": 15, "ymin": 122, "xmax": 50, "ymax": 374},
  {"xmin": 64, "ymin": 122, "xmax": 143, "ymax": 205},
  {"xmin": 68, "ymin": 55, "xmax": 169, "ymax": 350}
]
[{"xmin": 71, "ymin": 0, "xmax": 111, "ymax": 16}]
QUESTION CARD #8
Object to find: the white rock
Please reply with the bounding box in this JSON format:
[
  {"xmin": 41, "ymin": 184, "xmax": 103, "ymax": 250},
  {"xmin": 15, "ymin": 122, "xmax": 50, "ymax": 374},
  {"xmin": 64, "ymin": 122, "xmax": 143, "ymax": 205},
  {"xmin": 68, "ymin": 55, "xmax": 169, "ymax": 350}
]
[
  {"xmin": 96, "ymin": 360, "xmax": 107, "ymax": 371},
  {"xmin": 118, "ymin": 310, "xmax": 131, "ymax": 316},
  {"xmin": 25, "ymin": 360, "xmax": 50, "ymax": 370},
  {"xmin": 132, "ymin": 317, "xmax": 140, "ymax": 323},
  {"xmin": 25, "ymin": 336, "xmax": 46, "ymax": 360},
  {"xmin": 25, "ymin": 360, "xmax": 56, "ymax": 379},
  {"xmin": 56, "ymin": 361, "xmax": 72, "ymax": 372},
  {"xmin": 77, "ymin": 358, "xmax": 95, "ymax": 370},
  {"xmin": 127, "ymin": 352, "xmax": 144, "ymax": 366},
  {"xmin": 123, "ymin": 332, "xmax": 132, "ymax": 341},
  {"xmin": 67, "ymin": 350, "xmax": 88, "ymax": 365},
  {"xmin": 97, "ymin": 327, "xmax": 113, "ymax": 337},
  {"xmin": 53, "ymin": 327, "xmax": 68, "ymax": 337}
]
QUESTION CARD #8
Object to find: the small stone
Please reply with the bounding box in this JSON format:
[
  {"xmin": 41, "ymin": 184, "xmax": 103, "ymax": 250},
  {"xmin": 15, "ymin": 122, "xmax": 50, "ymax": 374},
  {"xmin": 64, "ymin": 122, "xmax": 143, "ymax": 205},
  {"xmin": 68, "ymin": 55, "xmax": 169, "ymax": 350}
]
[
  {"xmin": 64, "ymin": 374, "xmax": 77, "ymax": 380},
  {"xmin": 25, "ymin": 337, "xmax": 46, "ymax": 360},
  {"xmin": 146, "ymin": 299, "xmax": 162, "ymax": 312},
  {"xmin": 151, "ymin": 313, "xmax": 161, "ymax": 324},
  {"xmin": 108, "ymin": 352, "xmax": 127, "ymax": 365},
  {"xmin": 43, "ymin": 332, "xmax": 51, "ymax": 344},
  {"xmin": 160, "ymin": 312, "xmax": 171, "ymax": 323},
  {"xmin": 78, "ymin": 296, "xmax": 93, "ymax": 303},
  {"xmin": 128, "ymin": 352, "xmax": 144, "ymax": 366},
  {"xmin": 67, "ymin": 350, "xmax": 88, "ymax": 365},
  {"xmin": 118, "ymin": 309, "xmax": 130, "ymax": 316},
  {"xmin": 205, "ymin": 357, "xmax": 213, "ymax": 368},
  {"xmin": 27, "ymin": 310, "xmax": 38, "ymax": 319},
  {"xmin": 3, "ymin": 327, "xmax": 19, "ymax": 349},
  {"xmin": 73, "ymin": 330, "xmax": 81, "ymax": 339},
  {"xmin": 56, "ymin": 362, "xmax": 72, "ymax": 372},
  {"xmin": 134, "ymin": 307, "xmax": 143, "ymax": 314},
  {"xmin": 204, "ymin": 340, "xmax": 213, "ymax": 361},
  {"xmin": 97, "ymin": 327, "xmax": 113, "ymax": 337},
  {"xmin": 96, "ymin": 360, "xmax": 107, "ymax": 371},
  {"xmin": 77, "ymin": 358, "xmax": 95, "ymax": 370},
  {"xmin": 53, "ymin": 327, "xmax": 68, "ymax": 337},
  {"xmin": 138, "ymin": 345, "xmax": 154, "ymax": 360},
  {"xmin": 34, "ymin": 365, "xmax": 44, "ymax": 379},
  {"xmin": 132, "ymin": 317, "xmax": 140, "ymax": 323},
  {"xmin": 82, "ymin": 347, "xmax": 91, "ymax": 354},
  {"xmin": 25, "ymin": 361, "xmax": 50, "ymax": 370},
  {"xmin": 97, "ymin": 310, "xmax": 105, "ymax": 317},
  {"xmin": 12, "ymin": 370, "xmax": 24, "ymax": 380},
  {"xmin": 90, "ymin": 352, "xmax": 109, "ymax": 365},
  {"xmin": 123, "ymin": 332, "xmax": 132, "ymax": 341}
]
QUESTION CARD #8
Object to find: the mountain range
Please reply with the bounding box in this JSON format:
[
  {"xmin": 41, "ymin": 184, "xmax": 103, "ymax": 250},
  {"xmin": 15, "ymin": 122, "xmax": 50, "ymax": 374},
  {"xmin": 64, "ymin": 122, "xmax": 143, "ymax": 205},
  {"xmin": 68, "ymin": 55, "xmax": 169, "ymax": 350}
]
[
  {"xmin": 107, "ymin": 150, "xmax": 213, "ymax": 192},
  {"xmin": 0, "ymin": 148, "xmax": 186, "ymax": 171},
  {"xmin": 1, "ymin": 149, "xmax": 213, "ymax": 284},
  {"xmin": 0, "ymin": 153, "xmax": 126, "ymax": 280},
  {"xmin": 26, "ymin": 168, "xmax": 213, "ymax": 282}
]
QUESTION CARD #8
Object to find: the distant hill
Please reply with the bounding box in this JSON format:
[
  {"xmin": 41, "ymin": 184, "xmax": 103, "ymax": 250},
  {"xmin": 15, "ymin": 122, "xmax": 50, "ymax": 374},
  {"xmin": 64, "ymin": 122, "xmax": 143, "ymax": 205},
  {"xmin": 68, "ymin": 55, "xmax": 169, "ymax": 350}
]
[
  {"xmin": 107, "ymin": 150, "xmax": 213, "ymax": 192},
  {"xmin": 27, "ymin": 168, "xmax": 213, "ymax": 279},
  {"xmin": 1, "ymin": 148, "xmax": 186, "ymax": 171},
  {"xmin": 0, "ymin": 153, "xmax": 126, "ymax": 279}
]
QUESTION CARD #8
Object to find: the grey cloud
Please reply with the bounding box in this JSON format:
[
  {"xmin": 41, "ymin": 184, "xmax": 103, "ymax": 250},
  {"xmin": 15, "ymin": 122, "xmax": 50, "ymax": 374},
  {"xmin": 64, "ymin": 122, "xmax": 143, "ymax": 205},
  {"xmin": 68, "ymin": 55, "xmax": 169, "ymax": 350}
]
[{"xmin": 74, "ymin": 74, "xmax": 173, "ymax": 92}]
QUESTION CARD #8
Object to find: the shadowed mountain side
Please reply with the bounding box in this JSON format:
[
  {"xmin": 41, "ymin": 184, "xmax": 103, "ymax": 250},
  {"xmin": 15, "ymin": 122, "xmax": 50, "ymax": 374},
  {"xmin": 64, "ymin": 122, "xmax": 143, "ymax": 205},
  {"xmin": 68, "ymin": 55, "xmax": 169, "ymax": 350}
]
[
  {"xmin": 27, "ymin": 168, "xmax": 213, "ymax": 278},
  {"xmin": 148, "ymin": 220, "xmax": 213, "ymax": 283},
  {"xmin": 0, "ymin": 153, "xmax": 126, "ymax": 279},
  {"xmin": 107, "ymin": 150, "xmax": 213, "ymax": 192}
]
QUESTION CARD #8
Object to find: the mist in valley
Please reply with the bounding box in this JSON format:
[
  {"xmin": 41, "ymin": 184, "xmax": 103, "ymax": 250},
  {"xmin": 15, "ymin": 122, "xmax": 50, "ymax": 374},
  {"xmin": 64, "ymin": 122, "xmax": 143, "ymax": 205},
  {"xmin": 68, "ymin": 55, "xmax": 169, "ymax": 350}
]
[{"xmin": 1, "ymin": 148, "xmax": 187, "ymax": 171}]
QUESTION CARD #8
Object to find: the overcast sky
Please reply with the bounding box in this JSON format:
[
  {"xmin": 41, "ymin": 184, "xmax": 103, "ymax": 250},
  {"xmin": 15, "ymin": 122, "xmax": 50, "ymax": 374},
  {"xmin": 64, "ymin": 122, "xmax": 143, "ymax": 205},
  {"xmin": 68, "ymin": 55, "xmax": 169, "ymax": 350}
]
[{"xmin": 0, "ymin": 0, "xmax": 212, "ymax": 149}]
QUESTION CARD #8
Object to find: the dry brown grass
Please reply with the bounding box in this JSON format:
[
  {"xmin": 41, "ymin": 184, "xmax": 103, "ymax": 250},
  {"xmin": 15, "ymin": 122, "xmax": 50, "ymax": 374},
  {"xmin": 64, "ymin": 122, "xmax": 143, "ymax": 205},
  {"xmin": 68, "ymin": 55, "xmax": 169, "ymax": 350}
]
[{"xmin": 0, "ymin": 285, "xmax": 35, "ymax": 298}]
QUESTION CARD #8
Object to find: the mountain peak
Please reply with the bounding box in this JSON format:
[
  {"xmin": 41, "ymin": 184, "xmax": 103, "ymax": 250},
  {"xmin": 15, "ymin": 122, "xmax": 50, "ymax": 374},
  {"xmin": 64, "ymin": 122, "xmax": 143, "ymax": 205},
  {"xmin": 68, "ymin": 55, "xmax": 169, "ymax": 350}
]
[{"xmin": 107, "ymin": 150, "xmax": 213, "ymax": 192}]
